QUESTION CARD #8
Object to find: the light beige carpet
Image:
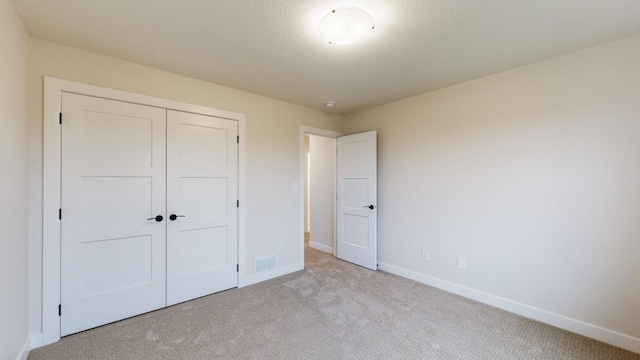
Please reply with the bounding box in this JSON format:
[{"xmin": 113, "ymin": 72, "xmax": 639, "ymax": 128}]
[{"xmin": 29, "ymin": 247, "xmax": 639, "ymax": 360}]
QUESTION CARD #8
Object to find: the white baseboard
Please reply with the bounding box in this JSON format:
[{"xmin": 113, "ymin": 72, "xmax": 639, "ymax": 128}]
[
  {"xmin": 309, "ymin": 241, "xmax": 333, "ymax": 254},
  {"xmin": 16, "ymin": 337, "xmax": 30, "ymax": 360},
  {"xmin": 239, "ymin": 262, "xmax": 303, "ymax": 287},
  {"xmin": 377, "ymin": 261, "xmax": 640, "ymax": 354},
  {"xmin": 30, "ymin": 333, "xmax": 43, "ymax": 349}
]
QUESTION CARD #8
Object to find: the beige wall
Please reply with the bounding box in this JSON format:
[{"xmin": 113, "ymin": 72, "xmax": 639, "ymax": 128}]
[
  {"xmin": 0, "ymin": 0, "xmax": 30, "ymax": 358},
  {"xmin": 27, "ymin": 38, "xmax": 344, "ymax": 335},
  {"xmin": 344, "ymin": 34, "xmax": 640, "ymax": 344}
]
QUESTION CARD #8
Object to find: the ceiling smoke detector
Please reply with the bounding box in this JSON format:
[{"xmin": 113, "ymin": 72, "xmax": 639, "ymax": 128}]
[
  {"xmin": 325, "ymin": 101, "xmax": 335, "ymax": 108},
  {"xmin": 318, "ymin": 7, "xmax": 375, "ymax": 45}
]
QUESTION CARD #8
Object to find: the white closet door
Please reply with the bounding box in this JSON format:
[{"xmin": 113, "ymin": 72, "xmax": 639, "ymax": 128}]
[
  {"xmin": 166, "ymin": 110, "xmax": 238, "ymax": 306},
  {"xmin": 60, "ymin": 93, "xmax": 167, "ymax": 336}
]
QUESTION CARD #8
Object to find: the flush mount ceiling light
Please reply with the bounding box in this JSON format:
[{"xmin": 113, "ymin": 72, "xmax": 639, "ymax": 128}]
[{"xmin": 318, "ymin": 6, "xmax": 375, "ymax": 45}]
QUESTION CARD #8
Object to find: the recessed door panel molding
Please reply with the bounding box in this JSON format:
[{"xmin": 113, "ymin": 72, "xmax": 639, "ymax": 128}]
[
  {"xmin": 60, "ymin": 93, "xmax": 167, "ymax": 336},
  {"xmin": 337, "ymin": 131, "xmax": 378, "ymax": 270},
  {"xmin": 179, "ymin": 177, "xmax": 228, "ymax": 219},
  {"xmin": 79, "ymin": 177, "xmax": 152, "ymax": 231},
  {"xmin": 342, "ymin": 214, "xmax": 370, "ymax": 249},
  {"xmin": 166, "ymin": 110, "xmax": 238, "ymax": 306},
  {"xmin": 80, "ymin": 111, "xmax": 154, "ymax": 167},
  {"xmin": 178, "ymin": 226, "xmax": 229, "ymax": 276},
  {"xmin": 80, "ymin": 235, "xmax": 154, "ymax": 297},
  {"xmin": 342, "ymin": 140, "xmax": 369, "ymax": 175},
  {"xmin": 179, "ymin": 123, "xmax": 229, "ymax": 170},
  {"xmin": 342, "ymin": 178, "xmax": 369, "ymax": 209}
]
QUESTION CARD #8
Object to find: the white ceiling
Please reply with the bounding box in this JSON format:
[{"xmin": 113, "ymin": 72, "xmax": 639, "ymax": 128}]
[{"xmin": 11, "ymin": 0, "xmax": 640, "ymax": 115}]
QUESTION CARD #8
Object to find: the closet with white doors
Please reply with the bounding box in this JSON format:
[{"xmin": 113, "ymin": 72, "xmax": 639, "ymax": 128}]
[{"xmin": 59, "ymin": 92, "xmax": 238, "ymax": 336}]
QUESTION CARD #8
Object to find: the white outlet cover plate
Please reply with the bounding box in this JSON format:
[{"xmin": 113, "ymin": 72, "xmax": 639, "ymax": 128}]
[{"xmin": 457, "ymin": 257, "xmax": 466, "ymax": 270}]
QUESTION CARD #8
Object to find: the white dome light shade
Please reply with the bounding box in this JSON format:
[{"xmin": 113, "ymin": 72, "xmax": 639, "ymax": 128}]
[{"xmin": 318, "ymin": 7, "xmax": 374, "ymax": 45}]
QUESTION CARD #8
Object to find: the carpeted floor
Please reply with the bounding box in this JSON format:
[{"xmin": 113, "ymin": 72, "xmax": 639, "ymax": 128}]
[{"xmin": 29, "ymin": 246, "xmax": 640, "ymax": 360}]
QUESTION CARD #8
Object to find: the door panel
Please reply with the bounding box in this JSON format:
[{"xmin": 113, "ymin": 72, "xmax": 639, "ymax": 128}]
[
  {"xmin": 337, "ymin": 131, "xmax": 377, "ymax": 270},
  {"xmin": 80, "ymin": 112, "xmax": 153, "ymax": 167},
  {"xmin": 343, "ymin": 215, "xmax": 370, "ymax": 248},
  {"xmin": 178, "ymin": 123, "xmax": 230, "ymax": 169},
  {"xmin": 61, "ymin": 93, "xmax": 167, "ymax": 336},
  {"xmin": 79, "ymin": 177, "xmax": 152, "ymax": 231},
  {"xmin": 80, "ymin": 235, "xmax": 153, "ymax": 296},
  {"xmin": 343, "ymin": 178, "xmax": 369, "ymax": 208},
  {"xmin": 178, "ymin": 227, "xmax": 229, "ymax": 275},
  {"xmin": 166, "ymin": 110, "xmax": 238, "ymax": 306},
  {"xmin": 179, "ymin": 177, "xmax": 228, "ymax": 218}
]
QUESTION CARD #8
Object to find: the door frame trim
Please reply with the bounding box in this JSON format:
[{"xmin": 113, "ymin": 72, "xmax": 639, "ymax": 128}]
[
  {"xmin": 42, "ymin": 77, "xmax": 246, "ymax": 345},
  {"xmin": 298, "ymin": 126, "xmax": 342, "ymax": 265}
]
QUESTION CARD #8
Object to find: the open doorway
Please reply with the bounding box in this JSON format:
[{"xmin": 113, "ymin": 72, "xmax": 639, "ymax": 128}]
[
  {"xmin": 304, "ymin": 134, "xmax": 337, "ymax": 255},
  {"xmin": 298, "ymin": 126, "xmax": 341, "ymax": 266},
  {"xmin": 299, "ymin": 126, "xmax": 378, "ymax": 270}
]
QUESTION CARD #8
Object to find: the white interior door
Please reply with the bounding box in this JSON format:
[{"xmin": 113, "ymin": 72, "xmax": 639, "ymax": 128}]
[
  {"xmin": 336, "ymin": 131, "xmax": 378, "ymax": 270},
  {"xmin": 60, "ymin": 93, "xmax": 167, "ymax": 336},
  {"xmin": 166, "ymin": 110, "xmax": 238, "ymax": 306}
]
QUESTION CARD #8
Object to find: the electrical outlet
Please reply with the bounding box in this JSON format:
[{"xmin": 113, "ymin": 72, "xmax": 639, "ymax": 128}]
[
  {"xmin": 457, "ymin": 257, "xmax": 466, "ymax": 270},
  {"xmin": 278, "ymin": 244, "xmax": 284, "ymax": 254},
  {"xmin": 421, "ymin": 249, "xmax": 430, "ymax": 261}
]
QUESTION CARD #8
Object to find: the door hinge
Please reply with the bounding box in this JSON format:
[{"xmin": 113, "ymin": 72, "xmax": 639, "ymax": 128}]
[
  {"xmin": 59, "ymin": 113, "xmax": 62, "ymax": 124},
  {"xmin": 58, "ymin": 208, "xmax": 62, "ymax": 220},
  {"xmin": 58, "ymin": 304, "xmax": 61, "ymax": 316},
  {"xmin": 236, "ymin": 264, "xmax": 239, "ymax": 272},
  {"xmin": 237, "ymin": 200, "xmax": 239, "ymax": 208},
  {"xmin": 237, "ymin": 135, "xmax": 239, "ymax": 144}
]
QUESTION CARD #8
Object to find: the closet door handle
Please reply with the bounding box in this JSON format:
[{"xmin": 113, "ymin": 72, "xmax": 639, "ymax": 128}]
[
  {"xmin": 169, "ymin": 214, "xmax": 186, "ymax": 221},
  {"xmin": 147, "ymin": 215, "xmax": 164, "ymax": 222}
]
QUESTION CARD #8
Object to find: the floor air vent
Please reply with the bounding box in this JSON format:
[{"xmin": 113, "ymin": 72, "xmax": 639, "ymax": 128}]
[{"xmin": 254, "ymin": 256, "xmax": 277, "ymax": 274}]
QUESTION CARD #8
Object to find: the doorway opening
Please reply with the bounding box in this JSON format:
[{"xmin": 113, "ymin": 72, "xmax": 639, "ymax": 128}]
[
  {"xmin": 304, "ymin": 134, "xmax": 337, "ymax": 256},
  {"xmin": 298, "ymin": 126, "xmax": 341, "ymax": 266},
  {"xmin": 298, "ymin": 126, "xmax": 378, "ymax": 271}
]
